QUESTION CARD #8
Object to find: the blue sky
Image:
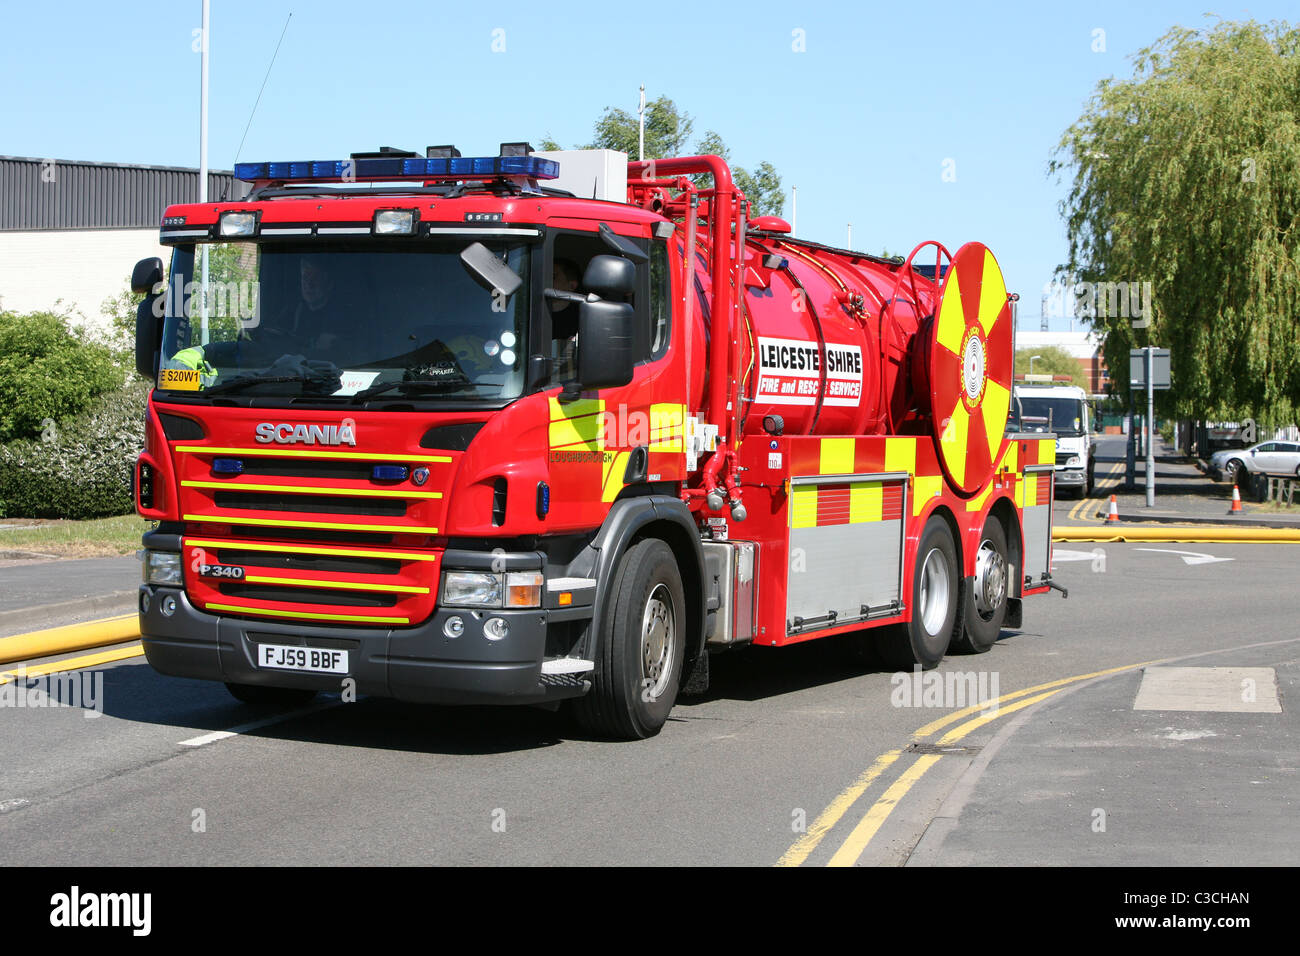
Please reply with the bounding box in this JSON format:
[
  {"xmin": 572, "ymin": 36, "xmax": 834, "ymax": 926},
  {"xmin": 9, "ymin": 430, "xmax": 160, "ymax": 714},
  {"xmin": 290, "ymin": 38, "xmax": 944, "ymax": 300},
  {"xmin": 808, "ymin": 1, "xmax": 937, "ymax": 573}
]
[{"xmin": 2, "ymin": 1, "xmax": 1294, "ymax": 329}]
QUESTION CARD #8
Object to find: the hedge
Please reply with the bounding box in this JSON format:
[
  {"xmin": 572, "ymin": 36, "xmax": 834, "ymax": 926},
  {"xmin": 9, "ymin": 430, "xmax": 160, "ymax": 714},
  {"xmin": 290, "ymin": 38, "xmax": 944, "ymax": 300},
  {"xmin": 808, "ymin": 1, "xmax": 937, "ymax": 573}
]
[
  {"xmin": 0, "ymin": 380, "xmax": 148, "ymax": 520},
  {"xmin": 0, "ymin": 310, "xmax": 125, "ymax": 442}
]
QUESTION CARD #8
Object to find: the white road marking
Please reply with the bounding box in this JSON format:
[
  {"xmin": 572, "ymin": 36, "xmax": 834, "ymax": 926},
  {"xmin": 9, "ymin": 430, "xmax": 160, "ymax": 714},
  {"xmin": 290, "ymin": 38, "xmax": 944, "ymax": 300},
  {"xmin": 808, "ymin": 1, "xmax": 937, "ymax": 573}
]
[
  {"xmin": 1134, "ymin": 548, "xmax": 1234, "ymax": 565},
  {"xmin": 1051, "ymin": 548, "xmax": 1105, "ymax": 563},
  {"xmin": 178, "ymin": 700, "xmax": 342, "ymax": 747},
  {"xmin": 1134, "ymin": 666, "xmax": 1280, "ymax": 713}
]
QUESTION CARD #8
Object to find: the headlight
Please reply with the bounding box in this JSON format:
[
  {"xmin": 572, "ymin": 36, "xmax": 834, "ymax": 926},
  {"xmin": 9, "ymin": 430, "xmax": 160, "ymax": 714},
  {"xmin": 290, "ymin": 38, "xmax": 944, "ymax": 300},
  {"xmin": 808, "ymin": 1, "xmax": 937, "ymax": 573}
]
[
  {"xmin": 1066, "ymin": 456, "xmax": 1082, "ymax": 467},
  {"xmin": 143, "ymin": 550, "xmax": 183, "ymax": 586},
  {"xmin": 218, "ymin": 211, "xmax": 258, "ymax": 237},
  {"xmin": 441, "ymin": 571, "xmax": 503, "ymax": 608}
]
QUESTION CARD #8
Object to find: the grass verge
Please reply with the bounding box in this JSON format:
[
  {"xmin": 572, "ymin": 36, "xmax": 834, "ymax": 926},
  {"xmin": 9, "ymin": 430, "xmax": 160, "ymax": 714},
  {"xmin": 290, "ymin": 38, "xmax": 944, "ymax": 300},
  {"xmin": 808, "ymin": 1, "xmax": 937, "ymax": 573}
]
[{"xmin": 0, "ymin": 515, "xmax": 151, "ymax": 558}]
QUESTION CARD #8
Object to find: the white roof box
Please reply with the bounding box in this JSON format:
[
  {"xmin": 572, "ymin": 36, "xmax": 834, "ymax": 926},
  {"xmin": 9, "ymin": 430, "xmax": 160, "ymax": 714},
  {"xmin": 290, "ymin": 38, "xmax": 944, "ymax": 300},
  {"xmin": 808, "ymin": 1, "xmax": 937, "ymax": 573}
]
[{"xmin": 530, "ymin": 149, "xmax": 627, "ymax": 203}]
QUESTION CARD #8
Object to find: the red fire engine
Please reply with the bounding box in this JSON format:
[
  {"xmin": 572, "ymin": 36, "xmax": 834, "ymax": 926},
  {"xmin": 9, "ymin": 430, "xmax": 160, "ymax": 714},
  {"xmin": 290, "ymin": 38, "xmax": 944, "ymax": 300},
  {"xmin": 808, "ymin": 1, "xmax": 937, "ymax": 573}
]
[{"xmin": 131, "ymin": 144, "xmax": 1059, "ymax": 739}]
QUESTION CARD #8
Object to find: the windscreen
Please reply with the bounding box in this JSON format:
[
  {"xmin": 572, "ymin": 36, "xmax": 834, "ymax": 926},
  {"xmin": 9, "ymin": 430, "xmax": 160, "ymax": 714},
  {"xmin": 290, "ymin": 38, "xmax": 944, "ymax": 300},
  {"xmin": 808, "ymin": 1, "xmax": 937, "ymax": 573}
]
[
  {"xmin": 155, "ymin": 239, "xmax": 531, "ymax": 402},
  {"xmin": 1010, "ymin": 396, "xmax": 1086, "ymax": 436}
]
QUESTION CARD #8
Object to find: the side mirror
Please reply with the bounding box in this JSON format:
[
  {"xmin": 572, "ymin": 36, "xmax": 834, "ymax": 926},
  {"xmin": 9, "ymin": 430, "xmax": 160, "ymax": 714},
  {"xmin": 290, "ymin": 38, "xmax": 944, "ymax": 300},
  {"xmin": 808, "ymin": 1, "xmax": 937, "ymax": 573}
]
[
  {"xmin": 582, "ymin": 255, "xmax": 635, "ymax": 299},
  {"xmin": 131, "ymin": 257, "xmax": 164, "ymax": 296},
  {"xmin": 132, "ymin": 258, "xmax": 165, "ymax": 379},
  {"xmin": 135, "ymin": 294, "xmax": 164, "ymax": 379},
  {"xmin": 575, "ymin": 299, "xmax": 634, "ymax": 391}
]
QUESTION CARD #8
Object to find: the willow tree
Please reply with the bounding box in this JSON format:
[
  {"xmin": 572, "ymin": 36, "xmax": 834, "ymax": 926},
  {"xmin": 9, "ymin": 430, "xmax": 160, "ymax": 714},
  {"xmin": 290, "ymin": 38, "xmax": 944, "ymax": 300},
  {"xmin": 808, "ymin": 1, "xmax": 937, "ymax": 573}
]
[{"xmin": 1053, "ymin": 20, "xmax": 1300, "ymax": 427}]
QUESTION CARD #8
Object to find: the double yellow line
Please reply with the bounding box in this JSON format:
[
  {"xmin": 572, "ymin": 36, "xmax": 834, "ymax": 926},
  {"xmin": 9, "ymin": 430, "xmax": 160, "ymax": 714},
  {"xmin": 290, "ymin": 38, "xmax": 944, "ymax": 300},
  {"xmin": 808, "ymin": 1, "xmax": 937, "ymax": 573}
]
[
  {"xmin": 1066, "ymin": 460, "xmax": 1126, "ymax": 522},
  {"xmin": 776, "ymin": 659, "xmax": 1161, "ymax": 867}
]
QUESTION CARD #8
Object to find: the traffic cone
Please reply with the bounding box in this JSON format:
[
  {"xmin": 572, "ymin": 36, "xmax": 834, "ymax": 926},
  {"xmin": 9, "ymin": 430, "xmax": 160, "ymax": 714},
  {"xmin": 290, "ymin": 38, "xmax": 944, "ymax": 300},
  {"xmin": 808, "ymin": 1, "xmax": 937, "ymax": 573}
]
[
  {"xmin": 1106, "ymin": 495, "xmax": 1119, "ymax": 522},
  {"xmin": 1228, "ymin": 484, "xmax": 1243, "ymax": 514}
]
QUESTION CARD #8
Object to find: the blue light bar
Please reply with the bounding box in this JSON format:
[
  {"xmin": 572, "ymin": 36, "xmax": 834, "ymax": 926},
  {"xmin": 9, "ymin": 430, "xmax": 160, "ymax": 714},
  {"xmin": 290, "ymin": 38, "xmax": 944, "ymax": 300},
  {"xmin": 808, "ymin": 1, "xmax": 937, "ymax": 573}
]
[
  {"xmin": 235, "ymin": 155, "xmax": 559, "ymax": 183},
  {"xmin": 371, "ymin": 465, "xmax": 409, "ymax": 482}
]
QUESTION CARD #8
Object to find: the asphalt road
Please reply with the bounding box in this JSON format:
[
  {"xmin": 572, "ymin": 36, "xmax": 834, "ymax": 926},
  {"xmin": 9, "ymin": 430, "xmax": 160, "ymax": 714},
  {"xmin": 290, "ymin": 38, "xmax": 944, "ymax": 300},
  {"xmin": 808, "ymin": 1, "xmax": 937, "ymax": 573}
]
[{"xmin": 0, "ymin": 541, "xmax": 1295, "ymax": 866}]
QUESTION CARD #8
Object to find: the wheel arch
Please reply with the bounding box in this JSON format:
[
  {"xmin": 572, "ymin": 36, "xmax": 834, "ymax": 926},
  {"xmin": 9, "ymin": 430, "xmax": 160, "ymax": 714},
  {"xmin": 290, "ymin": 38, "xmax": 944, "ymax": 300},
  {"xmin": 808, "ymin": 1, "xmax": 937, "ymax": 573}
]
[{"xmin": 582, "ymin": 496, "xmax": 706, "ymax": 673}]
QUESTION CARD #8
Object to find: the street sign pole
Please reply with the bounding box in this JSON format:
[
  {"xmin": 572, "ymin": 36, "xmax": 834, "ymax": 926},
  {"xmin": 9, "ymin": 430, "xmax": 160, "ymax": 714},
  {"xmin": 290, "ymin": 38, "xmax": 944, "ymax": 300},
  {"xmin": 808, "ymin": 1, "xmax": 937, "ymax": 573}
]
[
  {"xmin": 1146, "ymin": 346, "xmax": 1155, "ymax": 507},
  {"xmin": 1126, "ymin": 389, "xmax": 1136, "ymax": 489}
]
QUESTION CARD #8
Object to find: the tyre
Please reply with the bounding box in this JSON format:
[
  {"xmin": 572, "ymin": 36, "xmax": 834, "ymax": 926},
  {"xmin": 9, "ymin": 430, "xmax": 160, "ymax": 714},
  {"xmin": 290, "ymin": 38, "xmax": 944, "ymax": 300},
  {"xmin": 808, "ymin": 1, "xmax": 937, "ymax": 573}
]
[
  {"xmin": 1084, "ymin": 463, "xmax": 1094, "ymax": 497},
  {"xmin": 1227, "ymin": 459, "xmax": 1244, "ymax": 485},
  {"xmin": 953, "ymin": 519, "xmax": 1009, "ymax": 654},
  {"xmin": 875, "ymin": 519, "xmax": 959, "ymax": 670},
  {"xmin": 571, "ymin": 539, "xmax": 685, "ymax": 739},
  {"xmin": 225, "ymin": 683, "xmax": 318, "ymax": 707}
]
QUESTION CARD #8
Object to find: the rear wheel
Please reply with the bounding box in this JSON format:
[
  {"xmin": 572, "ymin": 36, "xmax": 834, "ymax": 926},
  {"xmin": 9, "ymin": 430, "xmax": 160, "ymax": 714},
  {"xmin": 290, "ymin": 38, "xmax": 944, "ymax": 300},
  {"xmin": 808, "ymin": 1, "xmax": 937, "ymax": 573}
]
[
  {"xmin": 224, "ymin": 683, "xmax": 318, "ymax": 707},
  {"xmin": 875, "ymin": 518, "xmax": 959, "ymax": 670},
  {"xmin": 953, "ymin": 519, "xmax": 1009, "ymax": 654},
  {"xmin": 571, "ymin": 539, "xmax": 685, "ymax": 739}
]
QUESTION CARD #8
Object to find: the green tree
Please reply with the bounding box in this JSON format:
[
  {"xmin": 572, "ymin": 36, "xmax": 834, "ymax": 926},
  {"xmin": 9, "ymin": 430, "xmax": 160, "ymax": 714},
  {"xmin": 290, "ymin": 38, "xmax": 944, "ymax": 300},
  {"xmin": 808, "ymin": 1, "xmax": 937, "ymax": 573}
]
[
  {"xmin": 559, "ymin": 96, "xmax": 786, "ymax": 217},
  {"xmin": 695, "ymin": 130, "xmax": 785, "ymax": 218},
  {"xmin": 586, "ymin": 95, "xmax": 695, "ymax": 159},
  {"xmin": 1053, "ymin": 19, "xmax": 1300, "ymax": 428},
  {"xmin": 1014, "ymin": 346, "xmax": 1087, "ymax": 390}
]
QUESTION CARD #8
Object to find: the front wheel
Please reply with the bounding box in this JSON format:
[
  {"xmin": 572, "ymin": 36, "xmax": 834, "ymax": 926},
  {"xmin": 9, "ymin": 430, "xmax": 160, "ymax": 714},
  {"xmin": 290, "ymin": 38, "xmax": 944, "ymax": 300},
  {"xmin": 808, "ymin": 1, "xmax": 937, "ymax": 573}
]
[
  {"xmin": 875, "ymin": 518, "xmax": 959, "ymax": 670},
  {"xmin": 570, "ymin": 539, "xmax": 685, "ymax": 739}
]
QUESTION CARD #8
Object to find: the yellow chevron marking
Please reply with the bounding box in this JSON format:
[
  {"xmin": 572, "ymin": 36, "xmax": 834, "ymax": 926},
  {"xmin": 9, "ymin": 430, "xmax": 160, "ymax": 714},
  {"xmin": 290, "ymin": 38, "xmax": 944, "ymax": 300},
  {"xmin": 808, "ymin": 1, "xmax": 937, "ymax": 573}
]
[
  {"xmin": 819, "ymin": 437, "xmax": 855, "ymax": 475},
  {"xmin": 977, "ymin": 248, "xmax": 1007, "ymax": 336}
]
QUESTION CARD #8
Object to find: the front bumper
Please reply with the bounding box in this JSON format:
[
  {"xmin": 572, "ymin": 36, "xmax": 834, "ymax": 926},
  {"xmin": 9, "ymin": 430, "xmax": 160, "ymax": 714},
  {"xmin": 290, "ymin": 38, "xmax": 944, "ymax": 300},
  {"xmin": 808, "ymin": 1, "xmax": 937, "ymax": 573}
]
[
  {"xmin": 1053, "ymin": 468, "xmax": 1087, "ymax": 488},
  {"xmin": 139, "ymin": 585, "xmax": 588, "ymax": 706}
]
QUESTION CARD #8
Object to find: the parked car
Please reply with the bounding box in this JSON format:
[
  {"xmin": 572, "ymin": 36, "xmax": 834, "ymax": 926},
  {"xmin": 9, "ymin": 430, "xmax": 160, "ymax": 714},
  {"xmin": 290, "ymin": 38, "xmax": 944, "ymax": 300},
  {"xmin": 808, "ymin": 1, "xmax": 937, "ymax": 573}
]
[{"xmin": 1209, "ymin": 441, "xmax": 1300, "ymax": 483}]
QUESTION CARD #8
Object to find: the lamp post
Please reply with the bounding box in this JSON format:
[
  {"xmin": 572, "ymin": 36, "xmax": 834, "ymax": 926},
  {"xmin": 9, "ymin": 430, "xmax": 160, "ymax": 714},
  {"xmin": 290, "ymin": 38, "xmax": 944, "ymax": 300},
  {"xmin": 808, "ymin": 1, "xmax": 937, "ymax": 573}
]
[{"xmin": 1029, "ymin": 354, "xmax": 1043, "ymax": 376}]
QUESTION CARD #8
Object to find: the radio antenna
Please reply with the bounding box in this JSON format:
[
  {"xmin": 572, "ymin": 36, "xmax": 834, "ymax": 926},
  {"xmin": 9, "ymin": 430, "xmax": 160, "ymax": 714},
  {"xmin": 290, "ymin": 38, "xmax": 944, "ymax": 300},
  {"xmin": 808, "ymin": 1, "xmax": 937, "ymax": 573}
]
[{"xmin": 224, "ymin": 12, "xmax": 293, "ymax": 199}]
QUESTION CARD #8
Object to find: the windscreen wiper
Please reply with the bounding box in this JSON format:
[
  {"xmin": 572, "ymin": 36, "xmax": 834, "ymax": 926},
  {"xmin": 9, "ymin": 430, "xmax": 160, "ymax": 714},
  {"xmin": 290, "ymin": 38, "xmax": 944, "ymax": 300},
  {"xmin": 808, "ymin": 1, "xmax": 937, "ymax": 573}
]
[
  {"xmin": 350, "ymin": 378, "xmax": 473, "ymax": 402},
  {"xmin": 203, "ymin": 372, "xmax": 338, "ymax": 396}
]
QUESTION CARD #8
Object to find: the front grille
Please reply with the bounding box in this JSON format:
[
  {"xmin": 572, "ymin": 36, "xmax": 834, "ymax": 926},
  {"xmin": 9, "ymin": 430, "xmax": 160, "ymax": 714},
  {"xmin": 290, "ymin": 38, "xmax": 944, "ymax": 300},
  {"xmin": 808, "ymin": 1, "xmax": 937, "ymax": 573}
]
[
  {"xmin": 229, "ymin": 526, "xmax": 395, "ymax": 545},
  {"xmin": 1055, "ymin": 452, "xmax": 1074, "ymax": 465},
  {"xmin": 218, "ymin": 583, "xmax": 399, "ymax": 608},
  {"xmin": 216, "ymin": 549, "xmax": 401, "ymax": 575},
  {"xmin": 235, "ymin": 459, "xmax": 376, "ymax": 480},
  {"xmin": 213, "ymin": 490, "xmax": 406, "ymax": 517}
]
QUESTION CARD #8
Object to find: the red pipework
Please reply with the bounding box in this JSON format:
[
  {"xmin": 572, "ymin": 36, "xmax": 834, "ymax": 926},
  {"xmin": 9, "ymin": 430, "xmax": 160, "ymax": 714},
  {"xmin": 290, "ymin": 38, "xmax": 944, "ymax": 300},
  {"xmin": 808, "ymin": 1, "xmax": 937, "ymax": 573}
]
[{"xmin": 628, "ymin": 155, "xmax": 738, "ymax": 444}]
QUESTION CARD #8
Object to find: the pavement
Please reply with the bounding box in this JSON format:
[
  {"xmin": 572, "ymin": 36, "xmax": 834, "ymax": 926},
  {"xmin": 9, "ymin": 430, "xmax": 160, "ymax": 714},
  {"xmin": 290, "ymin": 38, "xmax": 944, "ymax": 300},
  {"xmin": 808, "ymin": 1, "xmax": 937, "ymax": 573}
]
[
  {"xmin": 0, "ymin": 556, "xmax": 139, "ymax": 638},
  {"xmin": 1058, "ymin": 435, "xmax": 1300, "ymax": 528}
]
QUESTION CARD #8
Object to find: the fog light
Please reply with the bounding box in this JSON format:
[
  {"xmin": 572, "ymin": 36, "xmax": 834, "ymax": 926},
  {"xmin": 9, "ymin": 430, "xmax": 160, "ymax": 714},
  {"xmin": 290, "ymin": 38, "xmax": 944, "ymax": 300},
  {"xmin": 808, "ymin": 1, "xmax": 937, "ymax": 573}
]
[
  {"xmin": 374, "ymin": 209, "xmax": 417, "ymax": 235},
  {"xmin": 219, "ymin": 211, "xmax": 258, "ymax": 237},
  {"xmin": 483, "ymin": 617, "xmax": 509, "ymax": 641},
  {"xmin": 444, "ymin": 615, "xmax": 465, "ymax": 638},
  {"xmin": 160, "ymin": 594, "xmax": 178, "ymax": 617},
  {"xmin": 140, "ymin": 591, "xmax": 151, "ymax": 615}
]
